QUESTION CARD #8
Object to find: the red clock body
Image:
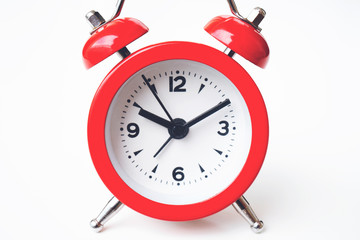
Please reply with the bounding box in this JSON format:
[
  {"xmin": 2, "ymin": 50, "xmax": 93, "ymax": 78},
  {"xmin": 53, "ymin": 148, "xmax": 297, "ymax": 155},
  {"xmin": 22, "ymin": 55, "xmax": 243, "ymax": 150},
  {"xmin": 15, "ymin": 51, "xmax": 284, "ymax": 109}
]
[{"xmin": 88, "ymin": 41, "xmax": 268, "ymax": 221}]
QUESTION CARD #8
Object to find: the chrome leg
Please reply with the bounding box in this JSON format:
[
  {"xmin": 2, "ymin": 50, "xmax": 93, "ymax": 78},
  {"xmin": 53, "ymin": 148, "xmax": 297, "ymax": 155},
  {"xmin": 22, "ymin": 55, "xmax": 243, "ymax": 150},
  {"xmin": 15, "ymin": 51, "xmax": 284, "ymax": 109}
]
[
  {"xmin": 90, "ymin": 196, "xmax": 124, "ymax": 232},
  {"xmin": 232, "ymin": 196, "xmax": 264, "ymax": 233}
]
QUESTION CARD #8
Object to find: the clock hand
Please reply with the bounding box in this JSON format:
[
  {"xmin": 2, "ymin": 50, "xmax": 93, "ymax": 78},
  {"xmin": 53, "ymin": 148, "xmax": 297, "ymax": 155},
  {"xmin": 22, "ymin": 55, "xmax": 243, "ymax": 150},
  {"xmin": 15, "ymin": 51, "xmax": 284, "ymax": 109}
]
[
  {"xmin": 142, "ymin": 74, "xmax": 174, "ymax": 122},
  {"xmin": 153, "ymin": 136, "xmax": 173, "ymax": 158},
  {"xmin": 185, "ymin": 99, "xmax": 231, "ymax": 128},
  {"xmin": 133, "ymin": 102, "xmax": 173, "ymax": 129}
]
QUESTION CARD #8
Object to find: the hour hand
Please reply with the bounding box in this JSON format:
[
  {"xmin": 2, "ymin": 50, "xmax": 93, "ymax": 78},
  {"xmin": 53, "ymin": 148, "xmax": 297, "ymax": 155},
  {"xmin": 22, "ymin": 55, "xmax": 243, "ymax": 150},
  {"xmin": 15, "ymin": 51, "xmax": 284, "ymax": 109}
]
[{"xmin": 134, "ymin": 102, "xmax": 173, "ymax": 129}]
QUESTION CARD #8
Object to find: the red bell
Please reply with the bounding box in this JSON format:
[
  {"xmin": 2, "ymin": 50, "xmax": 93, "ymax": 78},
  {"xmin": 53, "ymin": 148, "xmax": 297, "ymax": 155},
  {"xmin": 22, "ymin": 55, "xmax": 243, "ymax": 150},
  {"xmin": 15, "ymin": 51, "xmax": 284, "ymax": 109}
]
[
  {"xmin": 204, "ymin": 8, "xmax": 269, "ymax": 68},
  {"xmin": 82, "ymin": 16, "xmax": 148, "ymax": 69}
]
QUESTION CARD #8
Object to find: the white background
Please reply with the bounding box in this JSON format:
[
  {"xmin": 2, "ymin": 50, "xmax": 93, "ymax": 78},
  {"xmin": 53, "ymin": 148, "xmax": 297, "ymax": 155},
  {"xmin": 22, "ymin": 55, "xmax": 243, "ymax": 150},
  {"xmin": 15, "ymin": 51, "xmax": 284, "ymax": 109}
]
[{"xmin": 0, "ymin": 0, "xmax": 359, "ymax": 239}]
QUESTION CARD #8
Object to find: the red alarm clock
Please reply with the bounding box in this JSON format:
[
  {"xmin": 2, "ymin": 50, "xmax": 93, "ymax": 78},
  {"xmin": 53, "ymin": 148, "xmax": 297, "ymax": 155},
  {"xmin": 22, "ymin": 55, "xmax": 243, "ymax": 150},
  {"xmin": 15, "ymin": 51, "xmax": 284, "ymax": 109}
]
[{"xmin": 82, "ymin": 0, "xmax": 269, "ymax": 233}]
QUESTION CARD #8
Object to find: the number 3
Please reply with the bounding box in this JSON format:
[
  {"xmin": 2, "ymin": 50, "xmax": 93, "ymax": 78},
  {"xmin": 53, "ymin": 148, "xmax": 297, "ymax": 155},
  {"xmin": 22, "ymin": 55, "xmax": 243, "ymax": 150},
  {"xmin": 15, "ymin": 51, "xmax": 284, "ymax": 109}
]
[{"xmin": 217, "ymin": 120, "xmax": 229, "ymax": 136}]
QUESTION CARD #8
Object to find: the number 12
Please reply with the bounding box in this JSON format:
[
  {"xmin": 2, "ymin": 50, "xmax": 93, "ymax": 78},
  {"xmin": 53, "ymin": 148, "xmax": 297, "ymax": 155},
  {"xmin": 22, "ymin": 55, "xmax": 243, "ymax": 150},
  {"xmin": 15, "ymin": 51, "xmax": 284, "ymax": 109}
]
[{"xmin": 169, "ymin": 76, "xmax": 186, "ymax": 92}]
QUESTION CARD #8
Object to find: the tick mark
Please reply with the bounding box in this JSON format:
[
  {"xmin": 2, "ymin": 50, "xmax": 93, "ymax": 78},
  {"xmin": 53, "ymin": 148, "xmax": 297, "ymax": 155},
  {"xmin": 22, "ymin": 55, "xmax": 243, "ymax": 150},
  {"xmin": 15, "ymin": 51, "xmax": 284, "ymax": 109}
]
[
  {"xmin": 198, "ymin": 84, "xmax": 205, "ymax": 94},
  {"xmin": 152, "ymin": 164, "xmax": 158, "ymax": 173},
  {"xmin": 134, "ymin": 149, "xmax": 143, "ymax": 156},
  {"xmin": 133, "ymin": 102, "xmax": 141, "ymax": 108},
  {"xmin": 150, "ymin": 84, "xmax": 158, "ymax": 94},
  {"xmin": 199, "ymin": 164, "xmax": 205, "ymax": 173},
  {"xmin": 214, "ymin": 148, "xmax": 223, "ymax": 155}
]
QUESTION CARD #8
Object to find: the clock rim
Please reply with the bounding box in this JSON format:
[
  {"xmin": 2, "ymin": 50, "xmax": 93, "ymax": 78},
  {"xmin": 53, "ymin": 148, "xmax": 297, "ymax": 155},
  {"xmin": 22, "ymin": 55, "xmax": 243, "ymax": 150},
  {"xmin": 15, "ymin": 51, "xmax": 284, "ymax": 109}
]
[{"xmin": 88, "ymin": 41, "xmax": 268, "ymax": 221}]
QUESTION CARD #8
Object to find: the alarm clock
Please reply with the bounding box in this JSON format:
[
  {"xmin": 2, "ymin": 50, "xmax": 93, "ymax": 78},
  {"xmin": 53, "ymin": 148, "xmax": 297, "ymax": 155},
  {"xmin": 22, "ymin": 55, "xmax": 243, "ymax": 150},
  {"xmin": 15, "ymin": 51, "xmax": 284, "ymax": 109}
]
[{"xmin": 82, "ymin": 0, "xmax": 270, "ymax": 233}]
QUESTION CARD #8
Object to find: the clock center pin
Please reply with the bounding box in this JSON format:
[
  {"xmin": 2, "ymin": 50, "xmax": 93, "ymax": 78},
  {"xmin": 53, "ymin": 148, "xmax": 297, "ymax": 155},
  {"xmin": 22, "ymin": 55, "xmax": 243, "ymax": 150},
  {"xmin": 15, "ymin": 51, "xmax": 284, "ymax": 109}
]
[{"xmin": 168, "ymin": 118, "xmax": 189, "ymax": 139}]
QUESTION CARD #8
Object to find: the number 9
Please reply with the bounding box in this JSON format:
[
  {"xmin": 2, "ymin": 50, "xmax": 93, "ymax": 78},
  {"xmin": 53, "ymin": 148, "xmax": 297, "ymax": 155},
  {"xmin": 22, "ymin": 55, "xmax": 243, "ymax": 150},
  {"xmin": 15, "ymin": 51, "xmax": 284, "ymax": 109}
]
[{"xmin": 127, "ymin": 123, "xmax": 140, "ymax": 138}]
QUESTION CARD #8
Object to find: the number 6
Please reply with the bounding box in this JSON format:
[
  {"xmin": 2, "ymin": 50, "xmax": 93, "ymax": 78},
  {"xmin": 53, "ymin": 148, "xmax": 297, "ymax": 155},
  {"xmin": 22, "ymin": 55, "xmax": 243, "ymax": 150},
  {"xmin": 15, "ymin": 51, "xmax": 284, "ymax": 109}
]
[{"xmin": 172, "ymin": 167, "xmax": 185, "ymax": 181}]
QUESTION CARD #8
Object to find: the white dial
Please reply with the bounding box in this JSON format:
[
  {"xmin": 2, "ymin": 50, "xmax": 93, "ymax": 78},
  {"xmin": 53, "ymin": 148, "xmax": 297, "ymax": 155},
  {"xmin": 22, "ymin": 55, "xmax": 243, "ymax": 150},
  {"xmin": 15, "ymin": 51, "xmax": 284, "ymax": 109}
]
[{"xmin": 105, "ymin": 59, "xmax": 252, "ymax": 205}]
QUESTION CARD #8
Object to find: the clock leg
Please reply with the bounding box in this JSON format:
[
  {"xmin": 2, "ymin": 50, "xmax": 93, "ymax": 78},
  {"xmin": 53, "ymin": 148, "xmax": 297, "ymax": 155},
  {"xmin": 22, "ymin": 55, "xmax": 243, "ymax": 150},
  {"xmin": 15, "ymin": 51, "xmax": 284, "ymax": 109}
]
[
  {"xmin": 232, "ymin": 196, "xmax": 264, "ymax": 233},
  {"xmin": 90, "ymin": 196, "xmax": 124, "ymax": 232}
]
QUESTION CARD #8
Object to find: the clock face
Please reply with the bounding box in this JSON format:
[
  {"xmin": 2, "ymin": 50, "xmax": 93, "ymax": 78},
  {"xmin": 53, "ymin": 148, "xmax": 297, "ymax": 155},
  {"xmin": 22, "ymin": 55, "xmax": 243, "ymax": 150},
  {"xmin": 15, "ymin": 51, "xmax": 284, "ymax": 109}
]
[
  {"xmin": 88, "ymin": 41, "xmax": 268, "ymax": 220},
  {"xmin": 105, "ymin": 59, "xmax": 252, "ymax": 205}
]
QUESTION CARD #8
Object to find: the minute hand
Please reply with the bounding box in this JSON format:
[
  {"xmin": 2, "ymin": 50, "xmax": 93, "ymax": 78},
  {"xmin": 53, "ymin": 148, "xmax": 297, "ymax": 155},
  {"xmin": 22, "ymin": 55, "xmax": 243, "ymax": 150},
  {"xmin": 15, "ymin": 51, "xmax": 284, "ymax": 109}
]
[{"xmin": 185, "ymin": 99, "xmax": 231, "ymax": 128}]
